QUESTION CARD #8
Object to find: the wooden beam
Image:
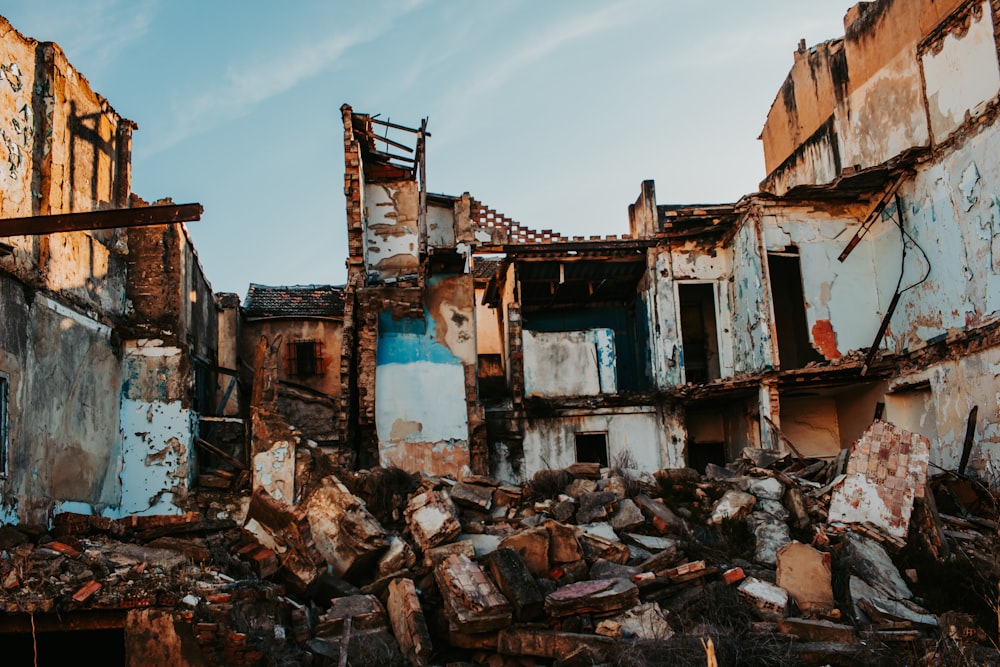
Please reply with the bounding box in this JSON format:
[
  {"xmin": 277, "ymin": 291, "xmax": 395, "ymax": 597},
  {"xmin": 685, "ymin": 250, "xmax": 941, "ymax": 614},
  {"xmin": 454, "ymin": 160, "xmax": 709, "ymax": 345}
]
[{"xmin": 0, "ymin": 203, "xmax": 203, "ymax": 237}]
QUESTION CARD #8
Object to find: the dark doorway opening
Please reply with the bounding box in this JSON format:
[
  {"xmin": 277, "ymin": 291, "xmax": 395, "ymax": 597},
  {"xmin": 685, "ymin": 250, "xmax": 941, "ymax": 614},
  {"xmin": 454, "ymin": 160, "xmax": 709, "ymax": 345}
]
[
  {"xmin": 0, "ymin": 628, "xmax": 126, "ymax": 666},
  {"xmin": 768, "ymin": 250, "xmax": 821, "ymax": 370},
  {"xmin": 678, "ymin": 283, "xmax": 721, "ymax": 384},
  {"xmin": 575, "ymin": 432, "xmax": 609, "ymax": 468}
]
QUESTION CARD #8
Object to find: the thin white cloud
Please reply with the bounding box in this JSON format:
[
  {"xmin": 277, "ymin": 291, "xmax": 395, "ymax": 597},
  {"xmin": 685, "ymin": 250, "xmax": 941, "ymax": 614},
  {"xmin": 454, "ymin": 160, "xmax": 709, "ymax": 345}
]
[{"xmin": 143, "ymin": 3, "xmax": 429, "ymax": 157}]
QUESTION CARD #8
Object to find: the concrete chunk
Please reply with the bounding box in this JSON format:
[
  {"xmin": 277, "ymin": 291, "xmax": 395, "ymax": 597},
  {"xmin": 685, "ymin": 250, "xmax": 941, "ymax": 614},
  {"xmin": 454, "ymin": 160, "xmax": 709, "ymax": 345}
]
[
  {"xmin": 545, "ymin": 577, "xmax": 639, "ymax": 618},
  {"xmin": 776, "ymin": 541, "xmax": 834, "ymax": 615},
  {"xmin": 435, "ymin": 553, "xmax": 512, "ymax": 633},
  {"xmin": 498, "ymin": 526, "xmax": 550, "ymax": 579},
  {"xmin": 485, "ymin": 547, "xmax": 545, "ymax": 621},
  {"xmin": 305, "ymin": 477, "xmax": 388, "ymax": 578},
  {"xmin": 405, "ymin": 489, "xmax": 461, "ymax": 551},
  {"xmin": 710, "ymin": 489, "xmax": 757, "ymax": 524},
  {"xmin": 387, "ymin": 578, "xmax": 433, "ymax": 666}
]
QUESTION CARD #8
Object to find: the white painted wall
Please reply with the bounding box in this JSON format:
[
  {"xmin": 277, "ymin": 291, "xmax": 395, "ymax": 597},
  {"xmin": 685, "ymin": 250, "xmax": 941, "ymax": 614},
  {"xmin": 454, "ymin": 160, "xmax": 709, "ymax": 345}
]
[
  {"xmin": 521, "ymin": 409, "xmax": 664, "ymax": 476},
  {"xmin": 523, "ymin": 329, "xmax": 616, "ymax": 397}
]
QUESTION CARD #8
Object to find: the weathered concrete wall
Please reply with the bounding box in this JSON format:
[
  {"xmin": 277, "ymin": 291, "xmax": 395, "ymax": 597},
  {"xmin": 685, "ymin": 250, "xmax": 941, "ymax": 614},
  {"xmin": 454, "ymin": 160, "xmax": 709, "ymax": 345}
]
[
  {"xmin": 780, "ymin": 397, "xmax": 842, "ymax": 458},
  {"xmin": 760, "ymin": 0, "xmax": 982, "ymax": 194},
  {"xmin": 921, "ymin": 1, "xmax": 1000, "ymax": 144},
  {"xmin": 374, "ymin": 275, "xmax": 476, "ymax": 476},
  {"xmin": 242, "ymin": 319, "xmax": 342, "ymax": 398},
  {"xmin": 671, "ymin": 243, "xmax": 736, "ymax": 379},
  {"xmin": 0, "ymin": 282, "xmax": 123, "ymax": 524},
  {"xmin": 118, "ymin": 339, "xmax": 193, "ymax": 516},
  {"xmin": 364, "ymin": 181, "xmax": 419, "ymax": 283},
  {"xmin": 889, "ymin": 347, "xmax": 1000, "ymax": 476},
  {"xmin": 523, "ymin": 329, "xmax": 616, "ymax": 397},
  {"xmin": 521, "ymin": 408, "xmax": 665, "ymax": 477},
  {"xmin": 0, "ymin": 17, "xmax": 131, "ymax": 315}
]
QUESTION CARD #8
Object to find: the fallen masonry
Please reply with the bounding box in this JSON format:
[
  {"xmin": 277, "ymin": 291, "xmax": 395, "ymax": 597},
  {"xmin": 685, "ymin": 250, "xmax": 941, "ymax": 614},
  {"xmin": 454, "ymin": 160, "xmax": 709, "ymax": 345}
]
[{"xmin": 0, "ymin": 426, "xmax": 997, "ymax": 666}]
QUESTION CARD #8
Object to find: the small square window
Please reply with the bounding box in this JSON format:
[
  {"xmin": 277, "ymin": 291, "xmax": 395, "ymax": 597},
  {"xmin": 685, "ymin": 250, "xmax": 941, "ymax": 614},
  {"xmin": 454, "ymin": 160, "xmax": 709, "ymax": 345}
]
[
  {"xmin": 286, "ymin": 340, "xmax": 326, "ymax": 378},
  {"xmin": 575, "ymin": 432, "xmax": 608, "ymax": 468}
]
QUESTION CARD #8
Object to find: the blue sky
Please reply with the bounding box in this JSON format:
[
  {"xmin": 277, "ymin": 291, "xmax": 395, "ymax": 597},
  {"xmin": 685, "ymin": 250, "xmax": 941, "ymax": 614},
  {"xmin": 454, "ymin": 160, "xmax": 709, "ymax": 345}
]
[{"xmin": 2, "ymin": 2, "xmax": 852, "ymax": 297}]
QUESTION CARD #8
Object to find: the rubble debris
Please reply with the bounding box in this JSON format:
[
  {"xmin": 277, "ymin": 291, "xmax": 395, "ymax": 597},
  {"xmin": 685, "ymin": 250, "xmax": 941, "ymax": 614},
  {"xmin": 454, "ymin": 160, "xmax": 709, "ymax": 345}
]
[{"xmin": 1, "ymin": 439, "xmax": 996, "ymax": 665}]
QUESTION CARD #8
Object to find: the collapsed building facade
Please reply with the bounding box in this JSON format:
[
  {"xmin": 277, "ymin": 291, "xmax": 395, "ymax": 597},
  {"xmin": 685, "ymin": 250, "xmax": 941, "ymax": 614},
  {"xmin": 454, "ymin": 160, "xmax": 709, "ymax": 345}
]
[{"xmin": 333, "ymin": 0, "xmax": 1000, "ymax": 488}]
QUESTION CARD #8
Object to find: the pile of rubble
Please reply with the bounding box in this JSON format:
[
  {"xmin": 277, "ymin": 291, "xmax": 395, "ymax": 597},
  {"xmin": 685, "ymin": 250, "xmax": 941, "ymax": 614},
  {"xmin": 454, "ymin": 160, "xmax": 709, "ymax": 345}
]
[{"xmin": 1, "ymin": 420, "xmax": 998, "ymax": 666}]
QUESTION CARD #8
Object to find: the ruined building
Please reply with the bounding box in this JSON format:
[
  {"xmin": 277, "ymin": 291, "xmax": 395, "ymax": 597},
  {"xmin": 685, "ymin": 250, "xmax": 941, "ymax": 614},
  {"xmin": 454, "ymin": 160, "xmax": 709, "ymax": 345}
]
[
  {"xmin": 1, "ymin": 1, "xmax": 999, "ymax": 664},
  {"xmin": 332, "ymin": 0, "xmax": 1000, "ymax": 489},
  {"xmin": 0, "ymin": 17, "xmax": 213, "ymax": 524}
]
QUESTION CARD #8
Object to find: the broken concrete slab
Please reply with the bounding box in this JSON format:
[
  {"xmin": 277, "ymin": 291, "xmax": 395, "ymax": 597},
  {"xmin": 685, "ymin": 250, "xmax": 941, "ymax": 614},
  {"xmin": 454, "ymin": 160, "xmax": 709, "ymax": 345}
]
[
  {"xmin": 405, "ymin": 489, "xmax": 461, "ymax": 551},
  {"xmin": 498, "ymin": 526, "xmax": 550, "ymax": 579},
  {"xmin": 544, "ymin": 578, "xmax": 639, "ymax": 618},
  {"xmin": 634, "ymin": 494, "xmax": 686, "ymax": 534},
  {"xmin": 435, "ymin": 553, "xmax": 512, "ymax": 633},
  {"xmin": 850, "ymin": 576, "xmax": 938, "ymax": 628},
  {"xmin": 451, "ymin": 481, "xmax": 494, "ymax": 512},
  {"xmin": 575, "ymin": 491, "xmax": 618, "ymax": 524},
  {"xmin": 744, "ymin": 476, "xmax": 785, "ymax": 500},
  {"xmin": 543, "ymin": 520, "xmax": 584, "ymax": 564},
  {"xmin": 776, "ymin": 541, "xmax": 834, "ymax": 615},
  {"xmin": 304, "ymin": 477, "xmax": 388, "ymax": 578},
  {"xmin": 710, "ymin": 489, "xmax": 757, "ymax": 524},
  {"xmin": 485, "ymin": 547, "xmax": 544, "ymax": 621},
  {"xmin": 377, "ymin": 535, "xmax": 417, "ymax": 578},
  {"xmin": 841, "ymin": 533, "xmax": 912, "ymax": 602},
  {"xmin": 576, "ymin": 530, "xmax": 630, "ymax": 565},
  {"xmin": 751, "ymin": 514, "xmax": 791, "ymax": 566},
  {"xmin": 386, "ymin": 577, "xmax": 433, "ymax": 667},
  {"xmin": 609, "ymin": 498, "xmax": 645, "ymax": 532}
]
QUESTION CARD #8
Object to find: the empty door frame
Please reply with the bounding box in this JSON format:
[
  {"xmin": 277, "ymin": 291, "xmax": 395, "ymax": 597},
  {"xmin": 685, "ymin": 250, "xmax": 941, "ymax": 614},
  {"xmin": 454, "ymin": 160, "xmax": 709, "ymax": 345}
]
[{"xmin": 675, "ymin": 281, "xmax": 723, "ymax": 384}]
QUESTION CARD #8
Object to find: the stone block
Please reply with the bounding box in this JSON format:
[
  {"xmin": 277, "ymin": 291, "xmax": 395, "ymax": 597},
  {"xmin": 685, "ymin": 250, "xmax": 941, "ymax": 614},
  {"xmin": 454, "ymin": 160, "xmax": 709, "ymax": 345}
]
[{"xmin": 776, "ymin": 541, "xmax": 834, "ymax": 614}]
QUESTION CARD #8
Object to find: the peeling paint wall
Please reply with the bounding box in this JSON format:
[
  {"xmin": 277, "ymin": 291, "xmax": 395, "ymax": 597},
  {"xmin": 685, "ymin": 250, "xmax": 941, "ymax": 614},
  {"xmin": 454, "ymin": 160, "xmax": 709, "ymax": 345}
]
[
  {"xmin": 117, "ymin": 340, "xmax": 192, "ymax": 516},
  {"xmin": 521, "ymin": 409, "xmax": 664, "ymax": 477},
  {"xmin": 374, "ymin": 275, "xmax": 476, "ymax": 476},
  {"xmin": 921, "ymin": 1, "xmax": 1000, "ymax": 144},
  {"xmin": 731, "ymin": 215, "xmax": 775, "ymax": 374},
  {"xmin": 759, "ymin": 0, "xmax": 976, "ymax": 194},
  {"xmin": 364, "ymin": 181, "xmax": 419, "ymax": 283},
  {"xmin": 0, "ymin": 17, "xmax": 131, "ymax": 315}
]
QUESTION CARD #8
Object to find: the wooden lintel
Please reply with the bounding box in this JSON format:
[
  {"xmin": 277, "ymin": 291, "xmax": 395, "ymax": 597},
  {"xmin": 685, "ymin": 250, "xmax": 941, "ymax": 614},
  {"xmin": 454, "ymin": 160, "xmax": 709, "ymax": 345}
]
[{"xmin": 0, "ymin": 203, "xmax": 203, "ymax": 237}]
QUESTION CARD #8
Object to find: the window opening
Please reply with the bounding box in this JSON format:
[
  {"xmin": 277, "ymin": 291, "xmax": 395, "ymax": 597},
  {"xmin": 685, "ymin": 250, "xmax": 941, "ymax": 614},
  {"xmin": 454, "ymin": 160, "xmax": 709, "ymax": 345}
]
[
  {"xmin": 286, "ymin": 340, "xmax": 326, "ymax": 378},
  {"xmin": 575, "ymin": 432, "xmax": 609, "ymax": 468}
]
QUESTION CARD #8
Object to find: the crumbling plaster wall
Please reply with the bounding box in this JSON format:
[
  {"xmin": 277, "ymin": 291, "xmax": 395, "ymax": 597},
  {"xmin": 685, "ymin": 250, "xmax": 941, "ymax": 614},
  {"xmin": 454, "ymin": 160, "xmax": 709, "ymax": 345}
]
[
  {"xmin": 731, "ymin": 214, "xmax": 775, "ymax": 374},
  {"xmin": 523, "ymin": 329, "xmax": 616, "ymax": 397},
  {"xmin": 670, "ymin": 242, "xmax": 736, "ymax": 378},
  {"xmin": 0, "ymin": 282, "xmax": 124, "ymax": 524},
  {"xmin": 759, "ymin": 201, "xmax": 894, "ymax": 359},
  {"xmin": 374, "ymin": 274, "xmax": 476, "ymax": 476},
  {"xmin": 0, "ymin": 17, "xmax": 131, "ymax": 315},
  {"xmin": 364, "ymin": 181, "xmax": 419, "ymax": 283},
  {"xmin": 890, "ymin": 346, "xmax": 1000, "ymax": 478},
  {"xmin": 118, "ymin": 339, "xmax": 192, "ymax": 516},
  {"xmin": 241, "ymin": 318, "xmax": 342, "ymax": 443},
  {"xmin": 521, "ymin": 408, "xmax": 665, "ymax": 477},
  {"xmin": 760, "ymin": 0, "xmax": 984, "ymax": 195}
]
